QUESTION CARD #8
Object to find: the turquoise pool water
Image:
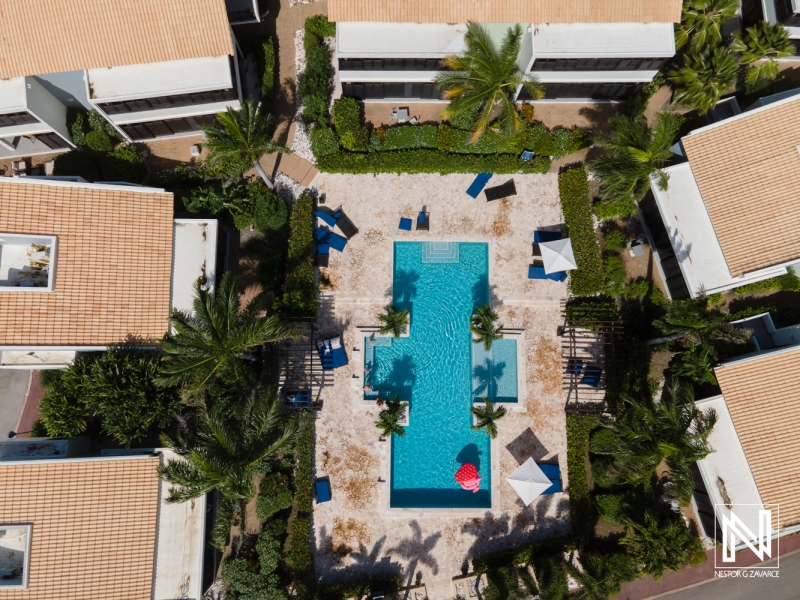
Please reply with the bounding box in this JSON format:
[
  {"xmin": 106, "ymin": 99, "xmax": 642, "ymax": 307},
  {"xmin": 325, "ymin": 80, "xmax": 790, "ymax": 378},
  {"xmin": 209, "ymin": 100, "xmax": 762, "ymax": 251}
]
[
  {"xmin": 471, "ymin": 339, "xmax": 518, "ymax": 403},
  {"xmin": 364, "ymin": 242, "xmax": 495, "ymax": 508}
]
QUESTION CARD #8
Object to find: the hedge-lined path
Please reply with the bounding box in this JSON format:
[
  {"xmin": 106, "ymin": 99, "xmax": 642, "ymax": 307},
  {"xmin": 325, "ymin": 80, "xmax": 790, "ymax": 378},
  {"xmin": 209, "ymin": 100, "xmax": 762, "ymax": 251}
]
[{"xmin": 274, "ymin": 152, "xmax": 319, "ymax": 186}]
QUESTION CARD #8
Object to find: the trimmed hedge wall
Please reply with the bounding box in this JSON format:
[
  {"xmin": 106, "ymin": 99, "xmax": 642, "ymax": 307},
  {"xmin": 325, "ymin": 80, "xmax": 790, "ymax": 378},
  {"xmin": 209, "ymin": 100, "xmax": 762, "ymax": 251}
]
[
  {"xmin": 558, "ymin": 167, "xmax": 604, "ymax": 295},
  {"xmin": 299, "ymin": 17, "xmax": 335, "ymax": 125},
  {"xmin": 282, "ymin": 194, "xmax": 317, "ymax": 318},
  {"xmin": 317, "ymin": 149, "xmax": 551, "ymax": 175},
  {"xmin": 294, "ymin": 422, "xmax": 314, "ymax": 513},
  {"xmin": 317, "ymin": 576, "xmax": 402, "ymax": 600},
  {"xmin": 566, "ymin": 414, "xmax": 598, "ymax": 544},
  {"xmin": 372, "ymin": 124, "xmax": 439, "ymax": 150},
  {"xmin": 436, "ymin": 124, "xmax": 526, "ymax": 154},
  {"xmin": 733, "ymin": 267, "xmax": 800, "ymax": 294}
]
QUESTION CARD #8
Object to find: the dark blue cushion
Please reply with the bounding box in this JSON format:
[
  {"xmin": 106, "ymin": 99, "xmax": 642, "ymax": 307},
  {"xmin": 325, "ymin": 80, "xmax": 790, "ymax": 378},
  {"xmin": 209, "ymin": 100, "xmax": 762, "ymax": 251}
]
[
  {"xmin": 313, "ymin": 211, "xmax": 338, "ymax": 228},
  {"xmin": 316, "ymin": 243, "xmax": 330, "ymax": 255},
  {"xmin": 315, "ymin": 227, "xmax": 331, "ymax": 242},
  {"xmin": 327, "ymin": 232, "xmax": 347, "ymax": 252},
  {"xmin": 466, "ymin": 172, "xmax": 493, "ymax": 198},
  {"xmin": 315, "ymin": 480, "xmax": 332, "ymax": 503},
  {"xmin": 399, "ymin": 218, "xmax": 413, "ymax": 231},
  {"xmin": 534, "ymin": 230, "xmax": 562, "ymax": 243}
]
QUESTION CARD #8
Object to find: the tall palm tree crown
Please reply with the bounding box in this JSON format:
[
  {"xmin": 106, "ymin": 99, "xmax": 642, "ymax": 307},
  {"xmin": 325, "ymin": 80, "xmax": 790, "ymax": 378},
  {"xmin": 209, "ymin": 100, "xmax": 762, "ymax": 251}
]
[
  {"xmin": 470, "ymin": 397, "xmax": 507, "ymax": 439},
  {"xmin": 377, "ymin": 304, "xmax": 410, "ymax": 339},
  {"xmin": 669, "ymin": 45, "xmax": 738, "ymax": 114},
  {"xmin": 435, "ymin": 23, "xmax": 544, "ymax": 142},
  {"xmin": 158, "ymin": 393, "xmax": 309, "ymax": 502},
  {"xmin": 620, "ymin": 512, "xmax": 693, "ymax": 581},
  {"xmin": 157, "ymin": 272, "xmax": 299, "ymax": 398},
  {"xmin": 589, "ymin": 112, "xmax": 682, "ymax": 218},
  {"xmin": 375, "ymin": 396, "xmax": 407, "ymax": 438},
  {"xmin": 652, "ymin": 294, "xmax": 752, "ymax": 347},
  {"xmin": 470, "ymin": 303, "xmax": 504, "ymax": 351},
  {"xmin": 731, "ymin": 21, "xmax": 795, "ymax": 85},
  {"xmin": 202, "ymin": 98, "xmax": 290, "ymax": 188},
  {"xmin": 675, "ymin": 0, "xmax": 739, "ymax": 50}
]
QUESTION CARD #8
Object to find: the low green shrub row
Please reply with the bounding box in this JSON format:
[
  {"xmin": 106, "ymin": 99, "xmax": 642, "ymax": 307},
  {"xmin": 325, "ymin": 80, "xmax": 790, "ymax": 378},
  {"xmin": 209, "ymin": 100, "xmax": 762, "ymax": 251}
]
[
  {"xmin": 728, "ymin": 304, "xmax": 800, "ymax": 328},
  {"xmin": 317, "ymin": 149, "xmax": 550, "ymax": 175},
  {"xmin": 222, "ymin": 519, "xmax": 286, "ymax": 600},
  {"xmin": 565, "ymin": 296, "xmax": 621, "ymax": 327},
  {"xmin": 733, "ymin": 267, "xmax": 800, "ymax": 294},
  {"xmin": 558, "ymin": 167, "xmax": 604, "ymax": 295},
  {"xmin": 310, "ymin": 124, "xmax": 340, "ymax": 157},
  {"xmin": 566, "ymin": 414, "xmax": 598, "ymax": 544},
  {"xmin": 332, "ymin": 97, "xmax": 369, "ymax": 151},
  {"xmin": 262, "ymin": 37, "xmax": 276, "ymax": 102},
  {"xmin": 317, "ymin": 576, "xmax": 402, "ymax": 600},
  {"xmin": 305, "ymin": 14, "xmax": 336, "ymax": 37},
  {"xmin": 294, "ymin": 421, "xmax": 314, "ymax": 512},
  {"xmin": 371, "ymin": 124, "xmax": 439, "ymax": 151},
  {"xmin": 287, "ymin": 517, "xmax": 314, "ymax": 598},
  {"xmin": 526, "ymin": 124, "xmax": 589, "ymax": 159},
  {"xmin": 300, "ymin": 16, "xmax": 335, "ymax": 125},
  {"xmin": 604, "ymin": 253, "xmax": 627, "ymax": 296},
  {"xmin": 437, "ymin": 124, "xmax": 526, "ymax": 154},
  {"xmin": 282, "ymin": 194, "xmax": 317, "ymax": 318},
  {"xmin": 257, "ymin": 473, "xmax": 293, "ymax": 520}
]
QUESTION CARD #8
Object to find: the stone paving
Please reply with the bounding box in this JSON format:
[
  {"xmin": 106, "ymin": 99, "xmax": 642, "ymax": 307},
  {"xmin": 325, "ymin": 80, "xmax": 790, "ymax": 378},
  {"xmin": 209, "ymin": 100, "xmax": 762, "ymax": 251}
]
[{"xmin": 308, "ymin": 172, "xmax": 572, "ymax": 598}]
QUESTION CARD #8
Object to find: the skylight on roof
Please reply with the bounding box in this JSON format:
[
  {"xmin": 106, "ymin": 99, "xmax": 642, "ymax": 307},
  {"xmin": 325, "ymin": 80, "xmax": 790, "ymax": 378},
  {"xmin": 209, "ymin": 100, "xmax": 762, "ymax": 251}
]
[
  {"xmin": 0, "ymin": 234, "xmax": 56, "ymax": 291},
  {"xmin": 0, "ymin": 525, "xmax": 31, "ymax": 588}
]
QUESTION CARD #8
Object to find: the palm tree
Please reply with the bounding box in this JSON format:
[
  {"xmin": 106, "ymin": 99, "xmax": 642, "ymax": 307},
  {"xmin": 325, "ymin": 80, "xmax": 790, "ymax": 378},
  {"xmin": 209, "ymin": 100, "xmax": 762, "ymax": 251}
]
[
  {"xmin": 158, "ymin": 393, "xmax": 310, "ymax": 503},
  {"xmin": 731, "ymin": 22, "xmax": 795, "ymax": 86},
  {"xmin": 157, "ymin": 272, "xmax": 299, "ymax": 398},
  {"xmin": 620, "ymin": 512, "xmax": 692, "ymax": 581},
  {"xmin": 675, "ymin": 0, "xmax": 739, "ymax": 51},
  {"xmin": 671, "ymin": 344, "xmax": 718, "ymax": 385},
  {"xmin": 377, "ymin": 305, "xmax": 410, "ymax": 339},
  {"xmin": 202, "ymin": 98, "xmax": 290, "ymax": 189},
  {"xmin": 669, "ymin": 45, "xmax": 738, "ymax": 114},
  {"xmin": 470, "ymin": 397, "xmax": 507, "ymax": 439},
  {"xmin": 590, "ymin": 380, "xmax": 717, "ymax": 505},
  {"xmin": 589, "ymin": 112, "xmax": 682, "ymax": 217},
  {"xmin": 651, "ymin": 294, "xmax": 752, "ymax": 347},
  {"xmin": 435, "ymin": 23, "xmax": 544, "ymax": 142},
  {"xmin": 564, "ymin": 552, "xmax": 623, "ymax": 600},
  {"xmin": 470, "ymin": 303, "xmax": 504, "ymax": 351},
  {"xmin": 375, "ymin": 396, "xmax": 406, "ymax": 438}
]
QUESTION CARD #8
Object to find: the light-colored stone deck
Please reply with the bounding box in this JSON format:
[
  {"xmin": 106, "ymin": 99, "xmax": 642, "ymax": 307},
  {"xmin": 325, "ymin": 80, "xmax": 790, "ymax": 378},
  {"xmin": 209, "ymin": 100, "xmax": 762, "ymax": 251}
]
[{"xmin": 309, "ymin": 173, "xmax": 572, "ymax": 599}]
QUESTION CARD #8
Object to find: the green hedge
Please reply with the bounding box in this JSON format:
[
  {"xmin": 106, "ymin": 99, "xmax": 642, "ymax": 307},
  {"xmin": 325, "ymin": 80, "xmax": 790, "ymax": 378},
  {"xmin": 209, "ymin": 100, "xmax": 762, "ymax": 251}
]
[
  {"xmin": 262, "ymin": 37, "xmax": 276, "ymax": 102},
  {"xmin": 566, "ymin": 414, "xmax": 598, "ymax": 544},
  {"xmin": 101, "ymin": 145, "xmax": 148, "ymax": 184},
  {"xmin": 372, "ymin": 124, "xmax": 439, "ymax": 150},
  {"xmin": 734, "ymin": 267, "xmax": 800, "ymax": 294},
  {"xmin": 257, "ymin": 473, "xmax": 293, "ymax": 519},
  {"xmin": 287, "ymin": 517, "xmax": 314, "ymax": 598},
  {"xmin": 604, "ymin": 253, "xmax": 627, "ymax": 296},
  {"xmin": 294, "ymin": 423, "xmax": 314, "ymax": 513},
  {"xmin": 311, "ymin": 124, "xmax": 340, "ymax": 157},
  {"xmin": 300, "ymin": 17, "xmax": 335, "ymax": 125},
  {"xmin": 527, "ymin": 125, "xmax": 589, "ymax": 159},
  {"xmin": 282, "ymin": 194, "xmax": 317, "ymax": 318},
  {"xmin": 332, "ymin": 97, "xmax": 368, "ymax": 151},
  {"xmin": 558, "ymin": 167, "xmax": 604, "ymax": 295},
  {"xmin": 436, "ymin": 124, "xmax": 526, "ymax": 154},
  {"xmin": 318, "ymin": 149, "xmax": 550, "ymax": 175},
  {"xmin": 53, "ymin": 150, "xmax": 99, "ymax": 181},
  {"xmin": 305, "ymin": 14, "xmax": 336, "ymax": 37},
  {"xmin": 565, "ymin": 296, "xmax": 621, "ymax": 326}
]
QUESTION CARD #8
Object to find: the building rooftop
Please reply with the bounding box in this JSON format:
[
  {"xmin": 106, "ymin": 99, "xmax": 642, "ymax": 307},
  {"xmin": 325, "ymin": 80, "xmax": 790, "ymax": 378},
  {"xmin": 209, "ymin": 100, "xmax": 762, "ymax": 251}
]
[
  {"xmin": 714, "ymin": 345, "xmax": 800, "ymax": 528},
  {"xmin": 681, "ymin": 95, "xmax": 800, "ymax": 277},
  {"xmin": 0, "ymin": 179, "xmax": 173, "ymax": 347},
  {"xmin": 532, "ymin": 23, "xmax": 675, "ymax": 57},
  {"xmin": 0, "ymin": 0, "xmax": 233, "ymax": 79},
  {"xmin": 329, "ymin": 0, "xmax": 682, "ymax": 24}
]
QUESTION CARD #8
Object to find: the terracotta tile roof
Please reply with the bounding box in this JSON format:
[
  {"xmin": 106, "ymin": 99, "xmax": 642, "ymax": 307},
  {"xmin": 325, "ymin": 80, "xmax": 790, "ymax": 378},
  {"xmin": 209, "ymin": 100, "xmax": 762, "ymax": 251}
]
[
  {"xmin": 0, "ymin": 457, "xmax": 161, "ymax": 599},
  {"xmin": 0, "ymin": 0, "xmax": 234, "ymax": 79},
  {"xmin": 716, "ymin": 346, "xmax": 800, "ymax": 528},
  {"xmin": 328, "ymin": 0, "xmax": 682, "ymax": 23},
  {"xmin": 681, "ymin": 97, "xmax": 800, "ymax": 277},
  {"xmin": 0, "ymin": 180, "xmax": 173, "ymax": 346}
]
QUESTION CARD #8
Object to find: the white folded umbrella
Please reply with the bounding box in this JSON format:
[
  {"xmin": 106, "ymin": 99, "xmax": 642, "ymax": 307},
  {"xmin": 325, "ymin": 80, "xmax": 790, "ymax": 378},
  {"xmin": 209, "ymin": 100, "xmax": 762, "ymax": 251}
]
[
  {"xmin": 505, "ymin": 457, "xmax": 552, "ymax": 506},
  {"xmin": 540, "ymin": 238, "xmax": 577, "ymax": 274}
]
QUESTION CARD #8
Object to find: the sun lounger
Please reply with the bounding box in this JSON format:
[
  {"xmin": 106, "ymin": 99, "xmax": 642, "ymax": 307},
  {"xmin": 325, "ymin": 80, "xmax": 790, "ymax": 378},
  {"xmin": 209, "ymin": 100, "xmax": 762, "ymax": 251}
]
[
  {"xmin": 417, "ymin": 211, "xmax": 430, "ymax": 231},
  {"xmin": 399, "ymin": 217, "xmax": 413, "ymax": 231},
  {"xmin": 521, "ymin": 150, "xmax": 534, "ymax": 161},
  {"xmin": 315, "ymin": 252, "xmax": 329, "ymax": 267},
  {"xmin": 284, "ymin": 390, "xmax": 311, "ymax": 407},
  {"xmin": 466, "ymin": 172, "xmax": 492, "ymax": 198},
  {"xmin": 317, "ymin": 336, "xmax": 348, "ymax": 371},
  {"xmin": 315, "ymin": 478, "xmax": 332, "ymax": 503},
  {"xmin": 327, "ymin": 231, "xmax": 348, "ymax": 252},
  {"xmin": 534, "ymin": 230, "xmax": 562, "ymax": 243},
  {"xmin": 484, "ymin": 179, "xmax": 516, "ymax": 201},
  {"xmin": 566, "ymin": 358, "xmax": 583, "ymax": 377},
  {"xmin": 313, "ymin": 210, "xmax": 339, "ymax": 228},
  {"xmin": 538, "ymin": 463, "xmax": 562, "ymax": 494},
  {"xmin": 528, "ymin": 265, "xmax": 568, "ymax": 282},
  {"xmin": 335, "ymin": 211, "xmax": 358, "ymax": 239},
  {"xmin": 315, "ymin": 226, "xmax": 331, "ymax": 242},
  {"xmin": 583, "ymin": 365, "xmax": 603, "ymax": 388}
]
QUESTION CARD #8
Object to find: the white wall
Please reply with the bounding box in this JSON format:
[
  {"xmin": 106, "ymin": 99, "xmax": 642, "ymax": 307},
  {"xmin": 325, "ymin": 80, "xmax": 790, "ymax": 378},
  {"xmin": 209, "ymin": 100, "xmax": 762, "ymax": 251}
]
[{"xmin": 24, "ymin": 77, "xmax": 73, "ymax": 146}]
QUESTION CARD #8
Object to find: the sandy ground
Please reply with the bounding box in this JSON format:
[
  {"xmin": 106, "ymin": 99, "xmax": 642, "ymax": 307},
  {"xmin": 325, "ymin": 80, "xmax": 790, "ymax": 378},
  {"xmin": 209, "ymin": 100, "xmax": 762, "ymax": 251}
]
[{"xmin": 307, "ymin": 173, "xmax": 572, "ymax": 598}]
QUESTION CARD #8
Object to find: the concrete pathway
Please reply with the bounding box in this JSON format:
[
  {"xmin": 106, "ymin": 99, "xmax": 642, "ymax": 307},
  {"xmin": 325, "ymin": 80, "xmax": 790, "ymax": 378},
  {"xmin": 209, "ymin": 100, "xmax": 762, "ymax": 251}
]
[{"xmin": 0, "ymin": 370, "xmax": 31, "ymax": 437}]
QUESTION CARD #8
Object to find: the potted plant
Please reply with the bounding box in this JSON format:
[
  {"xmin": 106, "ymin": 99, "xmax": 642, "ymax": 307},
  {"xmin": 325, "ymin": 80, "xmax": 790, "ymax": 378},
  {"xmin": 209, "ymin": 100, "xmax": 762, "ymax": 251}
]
[{"xmin": 377, "ymin": 304, "xmax": 410, "ymax": 339}]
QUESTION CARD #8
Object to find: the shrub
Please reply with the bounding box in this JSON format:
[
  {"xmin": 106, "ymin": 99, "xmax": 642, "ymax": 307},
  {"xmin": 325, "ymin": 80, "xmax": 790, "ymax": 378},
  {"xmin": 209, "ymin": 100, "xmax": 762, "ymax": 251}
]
[
  {"xmin": 317, "ymin": 576, "xmax": 402, "ymax": 600},
  {"xmin": 222, "ymin": 522, "xmax": 287, "ymax": 600},
  {"xmin": 287, "ymin": 517, "xmax": 314, "ymax": 597},
  {"xmin": 519, "ymin": 103, "xmax": 536, "ymax": 123},
  {"xmin": 300, "ymin": 19, "xmax": 334, "ymax": 125},
  {"xmin": 734, "ymin": 267, "xmax": 800, "ymax": 293},
  {"xmin": 595, "ymin": 488, "xmax": 653, "ymax": 525},
  {"xmin": 622, "ymin": 73, "xmax": 665, "ymax": 117},
  {"xmin": 446, "ymin": 103, "xmax": 480, "ymax": 130},
  {"xmin": 558, "ymin": 167, "xmax": 604, "ymax": 295},
  {"xmin": 66, "ymin": 108, "xmax": 89, "ymax": 146},
  {"xmin": 100, "ymin": 145, "xmax": 148, "ymax": 183},
  {"xmin": 305, "ymin": 14, "xmax": 336, "ymax": 37},
  {"xmin": 332, "ymin": 97, "xmax": 368, "ymax": 151},
  {"xmin": 310, "ymin": 124, "xmax": 340, "ymax": 158},
  {"xmin": 85, "ymin": 129, "xmax": 114, "ymax": 152},
  {"xmin": 283, "ymin": 194, "xmax": 317, "ymax": 318},
  {"xmin": 88, "ymin": 109, "xmax": 121, "ymax": 139},
  {"xmin": 248, "ymin": 182, "xmax": 288, "ymax": 231},
  {"xmin": 436, "ymin": 124, "xmax": 526, "ymax": 154},
  {"xmin": 294, "ymin": 423, "xmax": 314, "ymax": 512},
  {"xmin": 604, "ymin": 254, "xmax": 627, "ymax": 296},
  {"xmin": 256, "ymin": 473, "xmax": 293, "ymax": 519},
  {"xmin": 53, "ymin": 150, "xmax": 99, "ymax": 182},
  {"xmin": 593, "ymin": 196, "xmax": 638, "ymax": 221},
  {"xmin": 378, "ymin": 124, "xmax": 438, "ymax": 150},
  {"xmin": 604, "ymin": 230, "xmax": 628, "ymax": 252},
  {"xmin": 566, "ymin": 414, "xmax": 598, "ymax": 544},
  {"xmin": 318, "ymin": 149, "xmax": 550, "ymax": 175},
  {"xmin": 262, "ymin": 37, "xmax": 276, "ymax": 101},
  {"xmin": 565, "ymin": 296, "xmax": 621, "ymax": 325}
]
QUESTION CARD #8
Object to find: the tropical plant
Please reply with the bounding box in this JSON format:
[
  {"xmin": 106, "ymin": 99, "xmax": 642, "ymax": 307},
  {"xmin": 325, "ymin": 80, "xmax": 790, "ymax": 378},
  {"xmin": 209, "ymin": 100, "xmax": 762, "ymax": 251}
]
[
  {"xmin": 435, "ymin": 23, "xmax": 544, "ymax": 142},
  {"xmin": 620, "ymin": 512, "xmax": 693, "ymax": 581},
  {"xmin": 470, "ymin": 397, "xmax": 507, "ymax": 439},
  {"xmin": 565, "ymin": 552, "xmax": 625, "ymax": 600},
  {"xmin": 157, "ymin": 272, "xmax": 299, "ymax": 398},
  {"xmin": 590, "ymin": 380, "xmax": 717, "ymax": 505},
  {"xmin": 675, "ymin": 0, "xmax": 740, "ymax": 51},
  {"xmin": 377, "ymin": 304, "xmax": 410, "ymax": 339},
  {"xmin": 670, "ymin": 45, "xmax": 738, "ymax": 114},
  {"xmin": 375, "ymin": 396, "xmax": 407, "ymax": 438},
  {"xmin": 158, "ymin": 392, "xmax": 309, "ymax": 503},
  {"xmin": 671, "ymin": 344, "xmax": 718, "ymax": 385},
  {"xmin": 201, "ymin": 98, "xmax": 290, "ymax": 188},
  {"xmin": 589, "ymin": 112, "xmax": 682, "ymax": 219},
  {"xmin": 731, "ymin": 21, "xmax": 796, "ymax": 86},
  {"xmin": 651, "ymin": 294, "xmax": 752, "ymax": 347},
  {"xmin": 470, "ymin": 303, "xmax": 504, "ymax": 351}
]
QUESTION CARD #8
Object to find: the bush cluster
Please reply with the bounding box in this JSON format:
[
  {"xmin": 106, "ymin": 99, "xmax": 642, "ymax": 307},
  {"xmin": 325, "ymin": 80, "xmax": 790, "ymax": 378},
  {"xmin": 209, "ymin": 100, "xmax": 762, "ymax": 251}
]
[
  {"xmin": 332, "ymin": 97, "xmax": 369, "ymax": 151},
  {"xmin": 310, "ymin": 124, "xmax": 340, "ymax": 157},
  {"xmin": 256, "ymin": 473, "xmax": 293, "ymax": 519},
  {"xmin": 287, "ymin": 517, "xmax": 314, "ymax": 598},
  {"xmin": 183, "ymin": 183, "xmax": 287, "ymax": 231},
  {"xmin": 526, "ymin": 124, "xmax": 588, "ymax": 159},
  {"xmin": 566, "ymin": 414, "xmax": 598, "ymax": 544},
  {"xmin": 222, "ymin": 519, "xmax": 287, "ymax": 600},
  {"xmin": 293, "ymin": 422, "xmax": 314, "ymax": 512},
  {"xmin": 101, "ymin": 145, "xmax": 148, "ymax": 183},
  {"xmin": 371, "ymin": 124, "xmax": 439, "ymax": 151},
  {"xmin": 300, "ymin": 16, "xmax": 335, "ymax": 125},
  {"xmin": 53, "ymin": 150, "xmax": 99, "ymax": 182},
  {"xmin": 604, "ymin": 253, "xmax": 627, "ymax": 296},
  {"xmin": 558, "ymin": 167, "xmax": 604, "ymax": 295},
  {"xmin": 283, "ymin": 194, "xmax": 318, "ymax": 318},
  {"xmin": 85, "ymin": 129, "xmax": 113, "ymax": 152},
  {"xmin": 733, "ymin": 267, "xmax": 800, "ymax": 293},
  {"xmin": 436, "ymin": 124, "xmax": 526, "ymax": 154}
]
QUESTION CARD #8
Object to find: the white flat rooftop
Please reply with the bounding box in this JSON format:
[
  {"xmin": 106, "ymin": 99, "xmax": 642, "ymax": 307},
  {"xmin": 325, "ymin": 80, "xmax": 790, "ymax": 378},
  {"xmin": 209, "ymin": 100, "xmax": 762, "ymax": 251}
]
[
  {"xmin": 88, "ymin": 56, "xmax": 233, "ymax": 101},
  {"xmin": 337, "ymin": 22, "xmax": 467, "ymax": 57},
  {"xmin": 171, "ymin": 219, "xmax": 218, "ymax": 315},
  {"xmin": 532, "ymin": 23, "xmax": 675, "ymax": 57},
  {"xmin": 695, "ymin": 395, "xmax": 764, "ymax": 542},
  {"xmin": 650, "ymin": 162, "xmax": 787, "ymax": 297},
  {"xmin": 0, "ymin": 77, "xmax": 26, "ymax": 112}
]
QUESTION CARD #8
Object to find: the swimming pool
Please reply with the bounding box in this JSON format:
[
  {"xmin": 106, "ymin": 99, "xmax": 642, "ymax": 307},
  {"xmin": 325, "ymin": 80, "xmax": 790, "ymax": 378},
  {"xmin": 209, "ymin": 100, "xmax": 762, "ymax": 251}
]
[
  {"xmin": 364, "ymin": 242, "xmax": 501, "ymax": 508},
  {"xmin": 471, "ymin": 339, "xmax": 519, "ymax": 403}
]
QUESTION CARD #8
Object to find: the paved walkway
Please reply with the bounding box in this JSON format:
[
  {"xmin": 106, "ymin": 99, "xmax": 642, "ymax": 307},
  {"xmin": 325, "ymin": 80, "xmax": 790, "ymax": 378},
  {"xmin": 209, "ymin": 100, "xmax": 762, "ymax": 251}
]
[{"xmin": 0, "ymin": 370, "xmax": 31, "ymax": 437}]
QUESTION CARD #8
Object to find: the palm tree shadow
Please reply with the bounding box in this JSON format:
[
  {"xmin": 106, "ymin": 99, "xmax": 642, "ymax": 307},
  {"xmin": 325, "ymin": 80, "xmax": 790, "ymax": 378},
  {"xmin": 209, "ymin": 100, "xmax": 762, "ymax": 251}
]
[
  {"xmin": 386, "ymin": 520, "xmax": 442, "ymax": 596},
  {"xmin": 472, "ymin": 357, "xmax": 505, "ymax": 400},
  {"xmin": 376, "ymin": 354, "xmax": 416, "ymax": 399},
  {"xmin": 316, "ymin": 528, "xmax": 403, "ymax": 583},
  {"xmin": 391, "ymin": 269, "xmax": 421, "ymax": 303}
]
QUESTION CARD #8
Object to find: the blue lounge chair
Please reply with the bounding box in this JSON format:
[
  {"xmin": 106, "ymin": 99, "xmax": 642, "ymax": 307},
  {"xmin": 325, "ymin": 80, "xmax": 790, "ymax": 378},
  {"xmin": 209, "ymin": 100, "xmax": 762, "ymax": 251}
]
[
  {"xmin": 315, "ymin": 227, "xmax": 330, "ymax": 242},
  {"xmin": 528, "ymin": 266, "xmax": 568, "ymax": 282},
  {"xmin": 521, "ymin": 150, "xmax": 534, "ymax": 161},
  {"xmin": 315, "ymin": 479, "xmax": 332, "ymax": 503},
  {"xmin": 566, "ymin": 358, "xmax": 583, "ymax": 377},
  {"xmin": 316, "ymin": 243, "xmax": 330, "ymax": 255},
  {"xmin": 313, "ymin": 210, "xmax": 339, "ymax": 228},
  {"xmin": 317, "ymin": 337, "xmax": 348, "ymax": 371},
  {"xmin": 583, "ymin": 365, "xmax": 603, "ymax": 388},
  {"xmin": 399, "ymin": 217, "xmax": 413, "ymax": 231},
  {"xmin": 466, "ymin": 172, "xmax": 492, "ymax": 198},
  {"xmin": 417, "ymin": 211, "xmax": 429, "ymax": 231},
  {"xmin": 285, "ymin": 390, "xmax": 311, "ymax": 407},
  {"xmin": 534, "ymin": 230, "xmax": 562, "ymax": 243},
  {"xmin": 538, "ymin": 463, "xmax": 562, "ymax": 494},
  {"xmin": 327, "ymin": 231, "xmax": 348, "ymax": 252}
]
